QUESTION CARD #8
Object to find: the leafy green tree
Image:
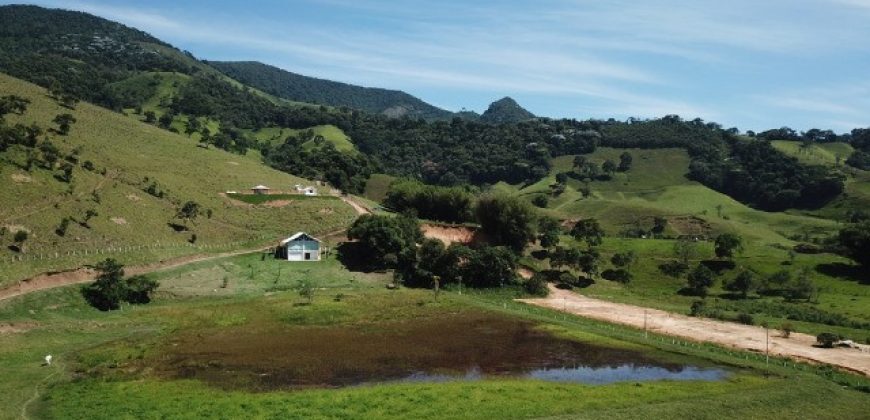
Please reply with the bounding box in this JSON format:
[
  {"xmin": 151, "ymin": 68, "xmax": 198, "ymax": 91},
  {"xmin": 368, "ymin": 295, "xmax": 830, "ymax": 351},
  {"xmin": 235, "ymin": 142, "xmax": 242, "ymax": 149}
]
[
  {"xmin": 184, "ymin": 117, "xmax": 202, "ymax": 137},
  {"xmin": 686, "ymin": 264, "xmax": 716, "ymax": 297},
  {"xmin": 416, "ymin": 238, "xmax": 446, "ymax": 279},
  {"xmin": 550, "ymin": 247, "xmax": 581, "ymax": 270},
  {"xmin": 610, "ymin": 251, "xmax": 636, "ymax": 269},
  {"xmin": 524, "ymin": 273, "xmax": 549, "ymax": 297},
  {"xmin": 537, "ymin": 216, "xmax": 561, "ymax": 248},
  {"xmin": 784, "ymin": 269, "xmax": 816, "ymax": 301},
  {"xmin": 81, "ymin": 259, "xmax": 127, "ymax": 311},
  {"xmin": 577, "ymin": 249, "xmax": 601, "ymax": 278},
  {"xmin": 12, "ymin": 230, "xmax": 28, "ymax": 252},
  {"xmin": 618, "ymin": 151, "xmax": 633, "ymax": 171},
  {"xmin": 476, "ymin": 194, "xmax": 537, "ymax": 252},
  {"xmin": 52, "ymin": 113, "xmax": 76, "ymax": 135},
  {"xmin": 570, "ymin": 218, "xmax": 604, "ymax": 249},
  {"xmin": 158, "ymin": 112, "xmax": 174, "ymax": 129},
  {"xmin": 838, "ymin": 221, "xmax": 870, "ymax": 267},
  {"xmin": 714, "ymin": 233, "xmax": 743, "ymax": 259},
  {"xmin": 724, "ymin": 270, "xmax": 756, "ymax": 298},
  {"xmin": 348, "ymin": 214, "xmax": 421, "ymax": 268},
  {"xmin": 144, "ymin": 110, "xmax": 157, "ymax": 124},
  {"xmin": 651, "ymin": 217, "xmax": 667, "ymax": 237},
  {"xmin": 462, "ymin": 246, "xmax": 517, "ymax": 288}
]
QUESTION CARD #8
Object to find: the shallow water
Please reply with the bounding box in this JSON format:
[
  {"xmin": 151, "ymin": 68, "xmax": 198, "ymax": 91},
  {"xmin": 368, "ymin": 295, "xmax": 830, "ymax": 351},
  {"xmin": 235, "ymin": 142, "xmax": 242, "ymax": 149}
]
[{"xmin": 156, "ymin": 312, "xmax": 729, "ymax": 390}]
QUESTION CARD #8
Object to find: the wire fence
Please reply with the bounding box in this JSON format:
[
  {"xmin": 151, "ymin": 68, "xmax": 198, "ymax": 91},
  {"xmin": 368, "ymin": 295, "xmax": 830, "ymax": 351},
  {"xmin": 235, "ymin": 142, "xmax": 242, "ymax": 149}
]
[{"xmin": 461, "ymin": 291, "xmax": 870, "ymax": 391}]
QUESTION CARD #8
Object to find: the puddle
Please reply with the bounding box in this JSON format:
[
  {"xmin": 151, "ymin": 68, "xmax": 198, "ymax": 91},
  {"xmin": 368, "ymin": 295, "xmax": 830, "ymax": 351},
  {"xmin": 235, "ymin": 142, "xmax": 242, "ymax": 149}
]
[{"xmin": 153, "ymin": 312, "xmax": 728, "ymax": 390}]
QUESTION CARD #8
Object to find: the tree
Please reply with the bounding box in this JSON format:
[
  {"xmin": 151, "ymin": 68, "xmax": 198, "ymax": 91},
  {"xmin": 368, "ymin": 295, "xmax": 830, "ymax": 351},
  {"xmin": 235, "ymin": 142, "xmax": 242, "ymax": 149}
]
[
  {"xmin": 784, "ymin": 269, "xmax": 816, "ymax": 301},
  {"xmin": 144, "ymin": 110, "xmax": 157, "ymax": 124},
  {"xmin": 158, "ymin": 112, "xmax": 174, "ymax": 129},
  {"xmin": 618, "ymin": 151, "xmax": 633, "ymax": 172},
  {"xmin": 601, "ymin": 159, "xmax": 617, "ymax": 178},
  {"xmin": 462, "ymin": 246, "xmax": 517, "ymax": 288},
  {"xmin": 570, "ymin": 218, "xmax": 604, "ymax": 249},
  {"xmin": 348, "ymin": 214, "xmax": 421, "ymax": 268},
  {"xmin": 816, "ymin": 332, "xmax": 839, "ymax": 348},
  {"xmin": 476, "ymin": 194, "xmax": 537, "ymax": 252},
  {"xmin": 550, "ymin": 247, "xmax": 581, "ymax": 270},
  {"xmin": 416, "ymin": 238, "xmax": 446, "ymax": 279},
  {"xmin": 573, "ymin": 155, "xmax": 587, "ymax": 169},
  {"xmin": 577, "ymin": 250, "xmax": 601, "ymax": 279},
  {"xmin": 12, "ymin": 230, "xmax": 28, "ymax": 252},
  {"xmin": 531, "ymin": 195, "xmax": 548, "ymax": 208},
  {"xmin": 610, "ymin": 251, "xmax": 636, "ymax": 269},
  {"xmin": 724, "ymin": 270, "xmax": 756, "ymax": 298},
  {"xmin": 651, "ymin": 217, "xmax": 667, "ymax": 237},
  {"xmin": 686, "ymin": 264, "xmax": 715, "ymax": 297},
  {"xmin": 185, "ymin": 117, "xmax": 202, "ymax": 137},
  {"xmin": 52, "ymin": 113, "xmax": 76, "ymax": 135},
  {"xmin": 838, "ymin": 221, "xmax": 870, "ymax": 267},
  {"xmin": 176, "ymin": 201, "xmax": 201, "ymax": 226},
  {"xmin": 81, "ymin": 259, "xmax": 127, "ymax": 311},
  {"xmin": 524, "ymin": 273, "xmax": 549, "ymax": 296},
  {"xmin": 714, "ymin": 233, "xmax": 743, "ymax": 259},
  {"xmin": 537, "ymin": 216, "xmax": 561, "ymax": 248}
]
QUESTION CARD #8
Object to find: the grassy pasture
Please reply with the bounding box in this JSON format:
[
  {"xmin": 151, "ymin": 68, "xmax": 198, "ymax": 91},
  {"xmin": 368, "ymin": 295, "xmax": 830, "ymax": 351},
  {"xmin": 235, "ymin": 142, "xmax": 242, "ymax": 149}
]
[
  {"xmin": 0, "ymin": 73, "xmax": 356, "ymax": 286},
  {"xmin": 771, "ymin": 140, "xmax": 853, "ymax": 167},
  {"xmin": 0, "ymin": 251, "xmax": 867, "ymax": 419},
  {"xmin": 248, "ymin": 124, "xmax": 355, "ymax": 153}
]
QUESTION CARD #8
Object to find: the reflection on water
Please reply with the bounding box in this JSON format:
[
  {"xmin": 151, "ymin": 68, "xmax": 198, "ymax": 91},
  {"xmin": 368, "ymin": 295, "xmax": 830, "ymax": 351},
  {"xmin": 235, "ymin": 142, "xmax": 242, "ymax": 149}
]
[{"xmin": 398, "ymin": 364, "xmax": 728, "ymax": 385}]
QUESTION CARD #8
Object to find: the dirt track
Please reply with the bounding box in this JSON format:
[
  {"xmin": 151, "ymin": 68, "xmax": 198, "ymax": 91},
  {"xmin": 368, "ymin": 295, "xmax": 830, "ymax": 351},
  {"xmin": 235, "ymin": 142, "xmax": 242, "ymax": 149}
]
[{"xmin": 518, "ymin": 285, "xmax": 870, "ymax": 376}]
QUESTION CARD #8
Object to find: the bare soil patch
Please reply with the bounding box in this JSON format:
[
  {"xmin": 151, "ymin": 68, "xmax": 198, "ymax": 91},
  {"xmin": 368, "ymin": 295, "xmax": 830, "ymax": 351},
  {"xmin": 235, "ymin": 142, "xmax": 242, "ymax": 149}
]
[
  {"xmin": 10, "ymin": 174, "xmax": 32, "ymax": 183},
  {"xmin": 110, "ymin": 217, "xmax": 127, "ymax": 225},
  {"xmin": 669, "ymin": 215, "xmax": 712, "ymax": 237},
  {"xmin": 519, "ymin": 286, "xmax": 870, "ymax": 376},
  {"xmin": 0, "ymin": 321, "xmax": 38, "ymax": 334},
  {"xmin": 126, "ymin": 194, "xmax": 141, "ymax": 202},
  {"xmin": 262, "ymin": 200, "xmax": 292, "ymax": 208},
  {"xmin": 421, "ymin": 224, "xmax": 484, "ymax": 246},
  {"xmin": 226, "ymin": 161, "xmax": 240, "ymax": 166}
]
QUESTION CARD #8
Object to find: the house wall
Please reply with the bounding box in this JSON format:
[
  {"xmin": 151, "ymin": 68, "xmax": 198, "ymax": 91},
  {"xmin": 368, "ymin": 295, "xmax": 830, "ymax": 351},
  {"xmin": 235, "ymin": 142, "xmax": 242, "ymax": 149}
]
[{"xmin": 285, "ymin": 239, "xmax": 321, "ymax": 261}]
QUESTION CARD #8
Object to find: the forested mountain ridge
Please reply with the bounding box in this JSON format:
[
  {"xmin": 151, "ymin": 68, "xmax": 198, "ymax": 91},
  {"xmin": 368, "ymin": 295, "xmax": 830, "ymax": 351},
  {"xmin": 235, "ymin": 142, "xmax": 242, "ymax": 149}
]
[
  {"xmin": 207, "ymin": 61, "xmax": 455, "ymax": 120},
  {"xmin": 480, "ymin": 97, "xmax": 536, "ymax": 124}
]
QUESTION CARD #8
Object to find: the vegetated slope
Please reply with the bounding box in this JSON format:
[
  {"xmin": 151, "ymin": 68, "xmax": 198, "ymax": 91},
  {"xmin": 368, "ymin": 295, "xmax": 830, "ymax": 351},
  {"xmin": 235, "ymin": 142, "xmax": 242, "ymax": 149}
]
[
  {"xmin": 247, "ymin": 125, "xmax": 355, "ymax": 153},
  {"xmin": 479, "ymin": 97, "xmax": 536, "ymax": 124},
  {"xmin": 207, "ymin": 61, "xmax": 454, "ymax": 120},
  {"xmin": 0, "ymin": 73, "xmax": 356, "ymax": 286},
  {"xmin": 771, "ymin": 140, "xmax": 854, "ymax": 167},
  {"xmin": 506, "ymin": 148, "xmax": 837, "ymax": 243}
]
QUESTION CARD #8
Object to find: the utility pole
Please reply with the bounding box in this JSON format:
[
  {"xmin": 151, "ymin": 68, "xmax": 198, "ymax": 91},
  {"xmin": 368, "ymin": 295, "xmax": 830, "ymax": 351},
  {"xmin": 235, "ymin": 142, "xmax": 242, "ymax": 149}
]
[{"xmin": 644, "ymin": 309, "xmax": 648, "ymax": 339}]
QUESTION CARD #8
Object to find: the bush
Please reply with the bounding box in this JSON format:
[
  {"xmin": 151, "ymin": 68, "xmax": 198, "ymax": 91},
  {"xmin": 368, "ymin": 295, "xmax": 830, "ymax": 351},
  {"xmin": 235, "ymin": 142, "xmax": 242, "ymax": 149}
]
[
  {"xmin": 816, "ymin": 332, "xmax": 840, "ymax": 348},
  {"xmin": 659, "ymin": 260, "xmax": 688, "ymax": 277},
  {"xmin": 780, "ymin": 322, "xmax": 794, "ymax": 338},
  {"xmin": 602, "ymin": 268, "xmax": 631, "ymax": 284},
  {"xmin": 524, "ymin": 273, "xmax": 549, "ymax": 297},
  {"xmin": 81, "ymin": 259, "xmax": 159, "ymax": 310},
  {"xmin": 531, "ymin": 195, "xmax": 549, "ymax": 208},
  {"xmin": 689, "ymin": 300, "xmax": 707, "ymax": 316},
  {"xmin": 735, "ymin": 312, "xmax": 754, "ymax": 325},
  {"xmin": 125, "ymin": 275, "xmax": 159, "ymax": 304}
]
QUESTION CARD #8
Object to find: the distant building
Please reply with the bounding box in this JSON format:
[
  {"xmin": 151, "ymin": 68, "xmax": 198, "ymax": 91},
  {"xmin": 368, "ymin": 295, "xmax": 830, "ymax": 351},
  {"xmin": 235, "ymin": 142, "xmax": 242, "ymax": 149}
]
[
  {"xmin": 251, "ymin": 185, "xmax": 271, "ymax": 195},
  {"xmin": 276, "ymin": 232, "xmax": 321, "ymax": 261},
  {"xmin": 303, "ymin": 187, "xmax": 318, "ymax": 196}
]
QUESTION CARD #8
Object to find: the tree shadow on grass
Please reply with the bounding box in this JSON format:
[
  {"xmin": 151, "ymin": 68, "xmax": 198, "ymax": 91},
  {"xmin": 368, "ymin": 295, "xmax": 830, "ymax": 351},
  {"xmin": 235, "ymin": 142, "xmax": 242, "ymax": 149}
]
[
  {"xmin": 815, "ymin": 263, "xmax": 869, "ymax": 285},
  {"xmin": 336, "ymin": 242, "xmax": 383, "ymax": 273}
]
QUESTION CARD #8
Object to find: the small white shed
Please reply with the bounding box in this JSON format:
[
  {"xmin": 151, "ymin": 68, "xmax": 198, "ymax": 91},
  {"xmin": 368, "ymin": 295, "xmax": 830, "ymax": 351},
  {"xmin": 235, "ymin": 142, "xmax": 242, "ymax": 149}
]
[
  {"xmin": 277, "ymin": 232, "xmax": 321, "ymax": 261},
  {"xmin": 251, "ymin": 185, "xmax": 271, "ymax": 195}
]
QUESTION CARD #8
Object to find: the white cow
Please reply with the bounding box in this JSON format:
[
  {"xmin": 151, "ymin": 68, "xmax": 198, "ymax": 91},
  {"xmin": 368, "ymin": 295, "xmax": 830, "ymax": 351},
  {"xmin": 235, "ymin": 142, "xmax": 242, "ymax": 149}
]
[{"xmin": 44, "ymin": 355, "xmax": 52, "ymax": 366}]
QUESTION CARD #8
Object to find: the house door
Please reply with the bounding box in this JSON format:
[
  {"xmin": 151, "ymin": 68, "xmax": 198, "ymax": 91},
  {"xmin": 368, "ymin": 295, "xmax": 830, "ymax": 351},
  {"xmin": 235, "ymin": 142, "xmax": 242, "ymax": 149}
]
[{"xmin": 304, "ymin": 252, "xmax": 311, "ymax": 261}]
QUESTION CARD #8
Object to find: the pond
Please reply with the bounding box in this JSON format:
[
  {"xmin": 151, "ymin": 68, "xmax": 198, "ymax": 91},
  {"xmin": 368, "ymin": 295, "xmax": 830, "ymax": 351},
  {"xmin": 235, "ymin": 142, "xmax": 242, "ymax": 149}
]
[{"xmin": 154, "ymin": 312, "xmax": 729, "ymax": 391}]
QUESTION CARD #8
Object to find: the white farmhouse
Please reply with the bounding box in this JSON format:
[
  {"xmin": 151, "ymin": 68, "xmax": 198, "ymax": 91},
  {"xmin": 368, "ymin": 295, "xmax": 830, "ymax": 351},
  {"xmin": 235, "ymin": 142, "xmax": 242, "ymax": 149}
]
[{"xmin": 277, "ymin": 232, "xmax": 321, "ymax": 261}]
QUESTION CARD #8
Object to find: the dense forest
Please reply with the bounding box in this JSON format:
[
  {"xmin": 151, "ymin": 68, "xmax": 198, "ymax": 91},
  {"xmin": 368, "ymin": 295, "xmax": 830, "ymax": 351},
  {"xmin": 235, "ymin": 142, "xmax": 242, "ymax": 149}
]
[
  {"xmin": 479, "ymin": 97, "xmax": 536, "ymax": 124},
  {"xmin": 207, "ymin": 61, "xmax": 454, "ymax": 120}
]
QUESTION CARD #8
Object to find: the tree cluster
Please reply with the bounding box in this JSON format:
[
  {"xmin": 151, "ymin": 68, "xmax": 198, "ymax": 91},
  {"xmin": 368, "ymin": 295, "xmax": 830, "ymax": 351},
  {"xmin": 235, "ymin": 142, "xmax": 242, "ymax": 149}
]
[{"xmin": 81, "ymin": 258, "xmax": 159, "ymax": 311}]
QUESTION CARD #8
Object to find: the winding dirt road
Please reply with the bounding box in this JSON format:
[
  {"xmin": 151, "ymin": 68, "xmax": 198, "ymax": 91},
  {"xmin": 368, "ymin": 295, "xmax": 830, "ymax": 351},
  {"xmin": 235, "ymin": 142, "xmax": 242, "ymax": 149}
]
[{"xmin": 518, "ymin": 285, "xmax": 870, "ymax": 376}]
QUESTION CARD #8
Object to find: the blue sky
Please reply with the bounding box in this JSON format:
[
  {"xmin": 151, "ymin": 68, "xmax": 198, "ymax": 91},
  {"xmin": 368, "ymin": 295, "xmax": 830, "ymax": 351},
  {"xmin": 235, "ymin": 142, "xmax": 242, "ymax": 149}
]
[{"xmin": 15, "ymin": 0, "xmax": 870, "ymax": 132}]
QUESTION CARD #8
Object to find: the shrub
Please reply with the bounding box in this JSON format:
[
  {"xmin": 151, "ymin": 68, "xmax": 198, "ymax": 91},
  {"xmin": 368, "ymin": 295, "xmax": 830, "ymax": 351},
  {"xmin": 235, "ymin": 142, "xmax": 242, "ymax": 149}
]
[
  {"xmin": 602, "ymin": 268, "xmax": 631, "ymax": 284},
  {"xmin": 524, "ymin": 273, "xmax": 549, "ymax": 297},
  {"xmin": 780, "ymin": 322, "xmax": 794, "ymax": 338},
  {"xmin": 659, "ymin": 260, "xmax": 688, "ymax": 277},
  {"xmin": 689, "ymin": 300, "xmax": 707, "ymax": 316},
  {"xmin": 125, "ymin": 275, "xmax": 159, "ymax": 304},
  {"xmin": 735, "ymin": 312, "xmax": 754, "ymax": 325},
  {"xmin": 816, "ymin": 332, "xmax": 840, "ymax": 348}
]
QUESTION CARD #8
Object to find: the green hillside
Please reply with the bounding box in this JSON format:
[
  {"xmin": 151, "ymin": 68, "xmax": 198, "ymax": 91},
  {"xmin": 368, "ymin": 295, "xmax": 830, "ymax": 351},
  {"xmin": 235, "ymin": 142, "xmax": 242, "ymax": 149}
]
[
  {"xmin": 0, "ymin": 73, "xmax": 356, "ymax": 286},
  {"xmin": 505, "ymin": 148, "xmax": 837, "ymax": 243},
  {"xmin": 247, "ymin": 124, "xmax": 355, "ymax": 152},
  {"xmin": 207, "ymin": 61, "xmax": 454, "ymax": 120},
  {"xmin": 771, "ymin": 140, "xmax": 853, "ymax": 166}
]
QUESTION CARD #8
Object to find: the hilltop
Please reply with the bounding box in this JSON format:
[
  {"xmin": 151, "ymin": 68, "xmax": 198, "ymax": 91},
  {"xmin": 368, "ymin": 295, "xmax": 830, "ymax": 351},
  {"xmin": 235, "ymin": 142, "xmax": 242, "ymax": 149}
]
[
  {"xmin": 480, "ymin": 97, "xmax": 536, "ymax": 124},
  {"xmin": 208, "ymin": 61, "xmax": 454, "ymax": 120}
]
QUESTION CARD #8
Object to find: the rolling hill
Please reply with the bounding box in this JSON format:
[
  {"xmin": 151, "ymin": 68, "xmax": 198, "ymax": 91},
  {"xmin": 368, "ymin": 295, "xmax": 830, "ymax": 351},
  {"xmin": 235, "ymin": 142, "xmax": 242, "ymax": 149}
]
[
  {"xmin": 207, "ymin": 61, "xmax": 455, "ymax": 120},
  {"xmin": 0, "ymin": 73, "xmax": 356, "ymax": 287},
  {"xmin": 479, "ymin": 97, "xmax": 536, "ymax": 124}
]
